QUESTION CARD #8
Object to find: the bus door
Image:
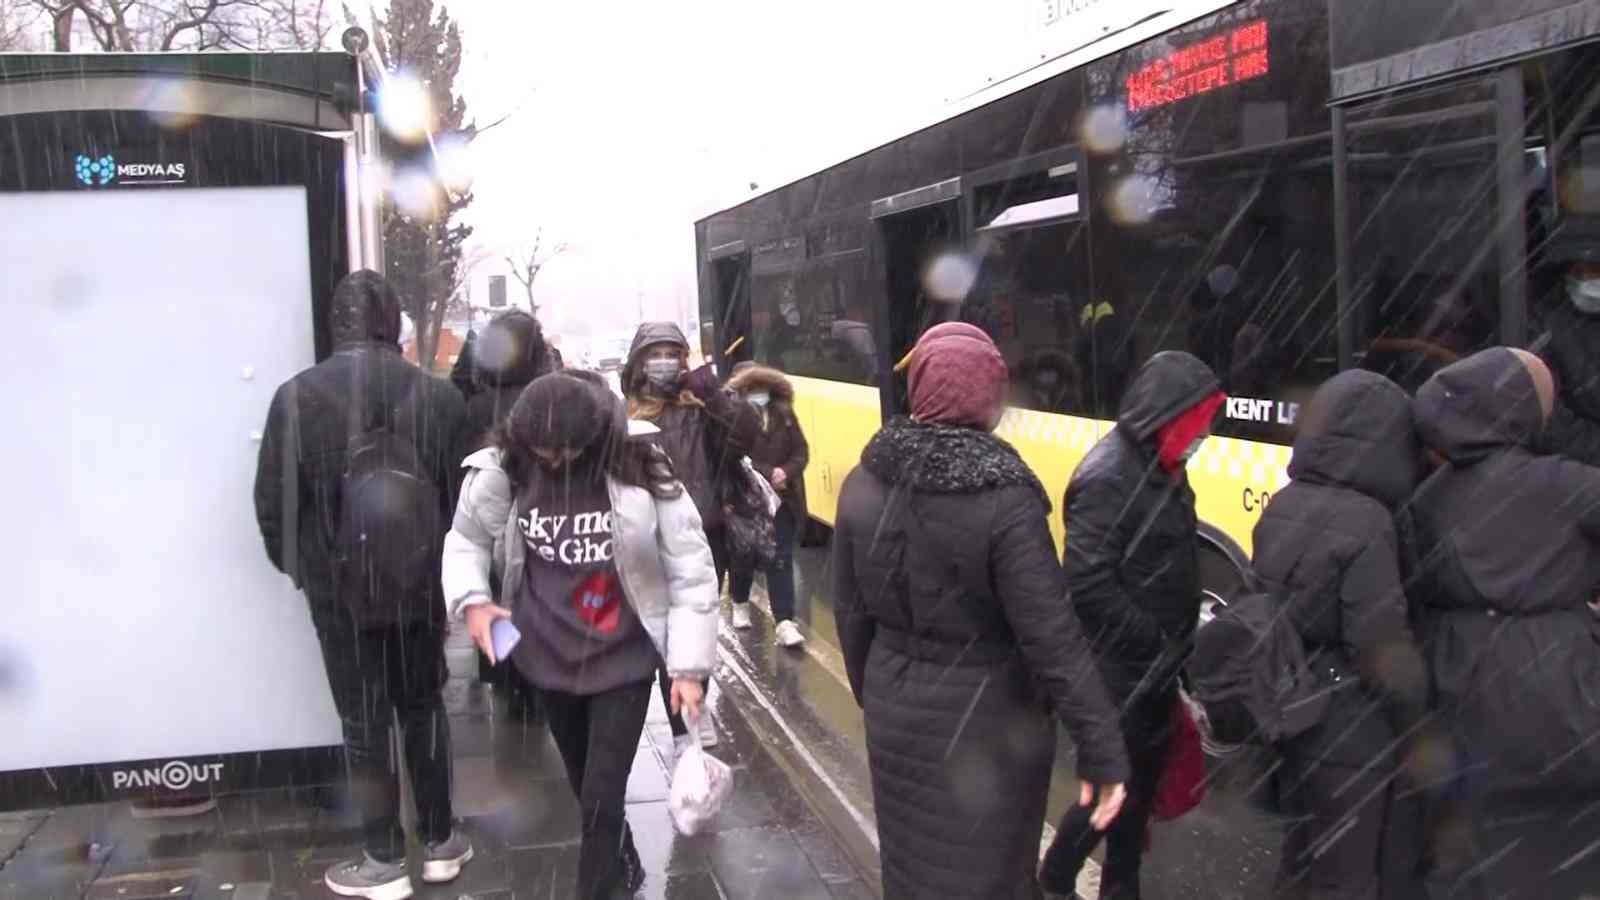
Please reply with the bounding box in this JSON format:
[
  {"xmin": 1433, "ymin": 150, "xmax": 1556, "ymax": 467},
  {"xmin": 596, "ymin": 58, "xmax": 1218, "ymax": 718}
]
[
  {"xmin": 870, "ymin": 177, "xmax": 963, "ymax": 419},
  {"xmin": 706, "ymin": 242, "xmax": 752, "ymax": 374},
  {"xmin": 1334, "ymin": 72, "xmax": 1520, "ymax": 385}
]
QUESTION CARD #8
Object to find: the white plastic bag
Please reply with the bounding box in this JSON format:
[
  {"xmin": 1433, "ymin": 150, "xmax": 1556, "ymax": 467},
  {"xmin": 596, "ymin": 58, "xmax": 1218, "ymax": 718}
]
[
  {"xmin": 668, "ymin": 717, "xmax": 734, "ymax": 835},
  {"xmin": 740, "ymin": 456, "xmax": 782, "ymax": 517}
]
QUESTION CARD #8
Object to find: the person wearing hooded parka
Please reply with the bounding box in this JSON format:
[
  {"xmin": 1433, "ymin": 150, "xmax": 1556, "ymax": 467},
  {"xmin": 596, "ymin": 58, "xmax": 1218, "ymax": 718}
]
[
  {"xmin": 831, "ymin": 323, "xmax": 1130, "ymax": 900},
  {"xmin": 1406, "ymin": 347, "xmax": 1600, "ymax": 899},
  {"xmin": 622, "ymin": 322, "xmax": 762, "ymax": 752},
  {"xmin": 1040, "ymin": 351, "xmax": 1224, "ymax": 900},
  {"xmin": 1250, "ymin": 370, "xmax": 1429, "ymax": 900}
]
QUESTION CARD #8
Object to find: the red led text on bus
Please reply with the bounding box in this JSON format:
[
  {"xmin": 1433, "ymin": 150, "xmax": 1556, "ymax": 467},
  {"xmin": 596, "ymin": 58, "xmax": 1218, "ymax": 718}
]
[{"xmin": 1126, "ymin": 19, "xmax": 1270, "ymax": 113}]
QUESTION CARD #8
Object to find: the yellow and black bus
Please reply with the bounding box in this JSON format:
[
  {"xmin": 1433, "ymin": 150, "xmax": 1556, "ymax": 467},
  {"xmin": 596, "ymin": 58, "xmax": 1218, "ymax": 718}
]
[{"xmin": 695, "ymin": 0, "xmax": 1600, "ymax": 601}]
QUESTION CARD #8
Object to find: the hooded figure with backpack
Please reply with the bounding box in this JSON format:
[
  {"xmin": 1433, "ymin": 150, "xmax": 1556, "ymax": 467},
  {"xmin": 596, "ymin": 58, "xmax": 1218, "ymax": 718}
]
[
  {"xmin": 253, "ymin": 270, "xmax": 474, "ymax": 900},
  {"xmin": 1406, "ymin": 347, "xmax": 1600, "ymax": 899},
  {"xmin": 1247, "ymin": 370, "xmax": 1429, "ymax": 899},
  {"xmin": 832, "ymin": 323, "xmax": 1129, "ymax": 900},
  {"xmin": 1040, "ymin": 351, "xmax": 1223, "ymax": 900}
]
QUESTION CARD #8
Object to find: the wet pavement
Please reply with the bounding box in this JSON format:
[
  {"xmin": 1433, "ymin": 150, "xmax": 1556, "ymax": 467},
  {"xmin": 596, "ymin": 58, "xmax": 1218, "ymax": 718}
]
[
  {"xmin": 717, "ymin": 541, "xmax": 1290, "ymax": 900},
  {"xmin": 0, "ymin": 624, "xmax": 870, "ymax": 900}
]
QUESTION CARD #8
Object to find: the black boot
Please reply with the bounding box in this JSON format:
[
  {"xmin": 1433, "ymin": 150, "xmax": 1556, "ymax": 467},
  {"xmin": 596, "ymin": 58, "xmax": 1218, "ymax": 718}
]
[{"xmin": 606, "ymin": 826, "xmax": 644, "ymax": 898}]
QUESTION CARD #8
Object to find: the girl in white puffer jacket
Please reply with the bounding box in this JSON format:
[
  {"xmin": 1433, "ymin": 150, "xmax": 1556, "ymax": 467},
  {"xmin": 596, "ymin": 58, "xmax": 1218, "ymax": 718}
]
[{"xmin": 440, "ymin": 370, "xmax": 718, "ymax": 900}]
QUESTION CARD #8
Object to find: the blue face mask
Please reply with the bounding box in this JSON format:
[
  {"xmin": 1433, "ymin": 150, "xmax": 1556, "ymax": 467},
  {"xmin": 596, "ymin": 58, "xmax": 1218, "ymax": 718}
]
[{"xmin": 746, "ymin": 391, "xmax": 771, "ymax": 408}]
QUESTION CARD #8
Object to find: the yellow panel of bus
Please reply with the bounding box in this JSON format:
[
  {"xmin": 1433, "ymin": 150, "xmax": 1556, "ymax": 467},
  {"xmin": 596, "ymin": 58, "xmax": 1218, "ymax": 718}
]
[{"xmin": 790, "ymin": 373, "xmax": 1291, "ymax": 560}]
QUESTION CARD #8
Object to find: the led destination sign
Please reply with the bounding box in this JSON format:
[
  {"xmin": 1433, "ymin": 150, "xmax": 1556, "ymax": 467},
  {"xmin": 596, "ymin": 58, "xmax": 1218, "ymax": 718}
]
[{"xmin": 1127, "ymin": 19, "xmax": 1270, "ymax": 112}]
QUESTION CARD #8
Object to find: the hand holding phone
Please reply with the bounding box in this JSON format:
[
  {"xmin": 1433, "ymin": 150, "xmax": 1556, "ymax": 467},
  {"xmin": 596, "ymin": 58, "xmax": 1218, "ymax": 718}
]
[
  {"xmin": 465, "ymin": 603, "xmax": 515, "ymax": 664},
  {"xmin": 491, "ymin": 618, "xmax": 522, "ymax": 663}
]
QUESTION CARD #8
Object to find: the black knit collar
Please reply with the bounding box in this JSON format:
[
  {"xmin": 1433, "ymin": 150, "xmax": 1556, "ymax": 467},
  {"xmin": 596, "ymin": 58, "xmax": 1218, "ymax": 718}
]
[{"xmin": 861, "ymin": 417, "xmax": 1050, "ymax": 512}]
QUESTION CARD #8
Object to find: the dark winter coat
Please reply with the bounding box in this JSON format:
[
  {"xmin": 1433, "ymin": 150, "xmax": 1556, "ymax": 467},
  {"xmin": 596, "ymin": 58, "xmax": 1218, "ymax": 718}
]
[
  {"xmin": 623, "ymin": 322, "xmax": 761, "ymax": 530},
  {"xmin": 1251, "ymin": 370, "xmax": 1427, "ymax": 769},
  {"xmin": 726, "ymin": 364, "xmax": 809, "ymax": 522},
  {"xmin": 254, "ymin": 274, "xmax": 471, "ymax": 626},
  {"xmin": 832, "ymin": 419, "xmax": 1129, "ymax": 900},
  {"xmin": 1408, "ymin": 348, "xmax": 1600, "ymax": 801},
  {"xmin": 463, "ymin": 311, "xmax": 552, "ymax": 450},
  {"xmin": 1065, "ymin": 351, "xmax": 1218, "ymax": 746}
]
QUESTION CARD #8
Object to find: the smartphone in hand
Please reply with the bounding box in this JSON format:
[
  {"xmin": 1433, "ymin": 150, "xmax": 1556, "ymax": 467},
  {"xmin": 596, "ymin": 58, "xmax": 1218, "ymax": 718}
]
[{"xmin": 491, "ymin": 618, "xmax": 522, "ymax": 663}]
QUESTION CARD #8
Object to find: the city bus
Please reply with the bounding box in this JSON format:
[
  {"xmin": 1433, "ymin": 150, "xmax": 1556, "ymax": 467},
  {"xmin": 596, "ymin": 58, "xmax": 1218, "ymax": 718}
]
[{"xmin": 694, "ymin": 0, "xmax": 1600, "ymax": 602}]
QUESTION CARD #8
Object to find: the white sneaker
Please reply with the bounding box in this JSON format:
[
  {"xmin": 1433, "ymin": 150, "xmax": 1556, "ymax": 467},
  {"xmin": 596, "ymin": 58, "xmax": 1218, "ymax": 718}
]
[
  {"xmin": 731, "ymin": 604, "xmax": 753, "ymax": 629},
  {"xmin": 420, "ymin": 831, "xmax": 473, "ymax": 884},
  {"xmin": 775, "ymin": 620, "xmax": 806, "ymax": 648}
]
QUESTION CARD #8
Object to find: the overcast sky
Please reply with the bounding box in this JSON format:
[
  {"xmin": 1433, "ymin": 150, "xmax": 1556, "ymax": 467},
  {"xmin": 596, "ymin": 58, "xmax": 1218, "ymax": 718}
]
[{"xmin": 446, "ymin": 0, "xmax": 1035, "ymax": 347}]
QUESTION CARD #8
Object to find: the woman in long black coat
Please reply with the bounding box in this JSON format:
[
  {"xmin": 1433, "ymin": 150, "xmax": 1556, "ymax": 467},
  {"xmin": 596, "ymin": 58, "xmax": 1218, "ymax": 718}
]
[
  {"xmin": 832, "ymin": 322, "xmax": 1129, "ymax": 900},
  {"xmin": 1407, "ymin": 347, "xmax": 1600, "ymax": 899}
]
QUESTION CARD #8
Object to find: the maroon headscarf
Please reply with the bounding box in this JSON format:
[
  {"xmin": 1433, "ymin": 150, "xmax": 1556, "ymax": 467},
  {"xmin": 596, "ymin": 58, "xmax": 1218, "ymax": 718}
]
[{"xmin": 907, "ymin": 322, "xmax": 1009, "ymax": 429}]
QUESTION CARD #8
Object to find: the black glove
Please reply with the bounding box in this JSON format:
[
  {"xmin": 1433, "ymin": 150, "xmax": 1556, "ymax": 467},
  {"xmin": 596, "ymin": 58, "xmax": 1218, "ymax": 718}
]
[{"xmin": 681, "ymin": 364, "xmax": 722, "ymax": 402}]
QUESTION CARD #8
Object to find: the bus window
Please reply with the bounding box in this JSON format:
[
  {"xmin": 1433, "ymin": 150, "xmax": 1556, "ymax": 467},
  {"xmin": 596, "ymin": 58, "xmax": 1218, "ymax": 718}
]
[
  {"xmin": 1344, "ymin": 79, "xmax": 1501, "ymax": 392},
  {"xmin": 1525, "ymin": 44, "xmax": 1600, "ymax": 328},
  {"xmin": 750, "ymin": 215, "xmax": 879, "ymax": 387},
  {"xmin": 1085, "ymin": 0, "xmax": 1336, "ymax": 443},
  {"xmin": 710, "ymin": 251, "xmax": 753, "ymax": 372},
  {"xmin": 965, "ymin": 166, "xmax": 1089, "ymax": 415}
]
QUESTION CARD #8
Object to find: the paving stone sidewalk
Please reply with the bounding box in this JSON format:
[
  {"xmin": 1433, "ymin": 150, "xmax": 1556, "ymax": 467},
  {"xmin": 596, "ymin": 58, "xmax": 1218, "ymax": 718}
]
[{"xmin": 0, "ymin": 624, "xmax": 871, "ymax": 900}]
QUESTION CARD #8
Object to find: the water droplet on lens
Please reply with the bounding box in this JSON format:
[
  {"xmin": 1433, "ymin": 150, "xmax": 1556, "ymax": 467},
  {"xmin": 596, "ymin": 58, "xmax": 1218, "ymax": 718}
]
[
  {"xmin": 922, "ymin": 252, "xmax": 978, "ymax": 303},
  {"xmin": 1080, "ymin": 105, "xmax": 1128, "ymax": 153},
  {"xmin": 1108, "ymin": 176, "xmax": 1158, "ymax": 226}
]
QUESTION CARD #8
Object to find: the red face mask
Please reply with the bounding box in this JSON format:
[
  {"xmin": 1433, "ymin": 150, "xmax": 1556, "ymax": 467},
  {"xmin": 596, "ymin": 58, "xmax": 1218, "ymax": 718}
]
[{"xmin": 1156, "ymin": 391, "xmax": 1226, "ymax": 474}]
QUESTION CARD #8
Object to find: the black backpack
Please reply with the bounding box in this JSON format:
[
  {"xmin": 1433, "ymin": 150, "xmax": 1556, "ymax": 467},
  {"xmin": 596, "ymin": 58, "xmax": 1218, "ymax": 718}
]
[
  {"xmin": 335, "ymin": 385, "xmax": 442, "ymax": 628},
  {"xmin": 1187, "ymin": 592, "xmax": 1329, "ymax": 746}
]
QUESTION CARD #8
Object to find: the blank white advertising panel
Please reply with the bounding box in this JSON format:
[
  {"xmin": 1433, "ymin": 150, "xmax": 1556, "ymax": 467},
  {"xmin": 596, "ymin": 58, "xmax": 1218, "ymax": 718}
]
[{"xmin": 0, "ymin": 187, "xmax": 342, "ymax": 774}]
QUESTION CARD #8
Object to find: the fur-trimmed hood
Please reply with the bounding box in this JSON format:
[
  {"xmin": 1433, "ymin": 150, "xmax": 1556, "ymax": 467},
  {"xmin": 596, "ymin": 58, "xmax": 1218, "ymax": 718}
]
[{"xmin": 727, "ymin": 364, "xmax": 794, "ymax": 403}]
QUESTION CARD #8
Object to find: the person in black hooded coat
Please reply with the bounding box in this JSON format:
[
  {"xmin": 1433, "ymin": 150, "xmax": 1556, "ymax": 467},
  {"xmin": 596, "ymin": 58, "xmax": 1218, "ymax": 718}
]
[
  {"xmin": 833, "ymin": 322, "xmax": 1129, "ymax": 900},
  {"xmin": 464, "ymin": 310, "xmax": 552, "ymax": 450},
  {"xmin": 253, "ymin": 270, "xmax": 475, "ymax": 896},
  {"xmin": 1041, "ymin": 351, "xmax": 1224, "ymax": 900},
  {"xmin": 1406, "ymin": 347, "xmax": 1600, "ymax": 900},
  {"xmin": 1250, "ymin": 370, "xmax": 1429, "ymax": 900}
]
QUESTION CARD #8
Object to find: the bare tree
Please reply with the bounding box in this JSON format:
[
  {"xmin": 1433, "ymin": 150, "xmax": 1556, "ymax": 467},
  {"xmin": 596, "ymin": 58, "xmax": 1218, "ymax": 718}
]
[
  {"xmin": 22, "ymin": 0, "xmax": 334, "ymax": 52},
  {"xmin": 0, "ymin": 0, "xmax": 43, "ymax": 48},
  {"xmin": 505, "ymin": 228, "xmax": 568, "ymax": 318}
]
